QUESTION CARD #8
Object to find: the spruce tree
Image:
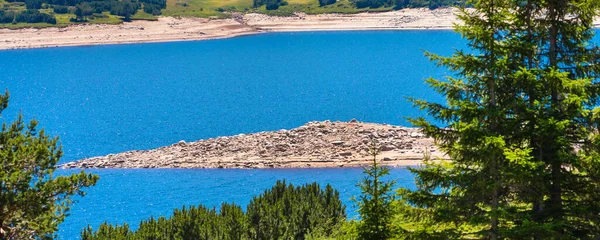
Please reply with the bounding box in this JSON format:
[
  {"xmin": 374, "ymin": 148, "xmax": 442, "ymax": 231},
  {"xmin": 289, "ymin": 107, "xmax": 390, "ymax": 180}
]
[
  {"xmin": 355, "ymin": 140, "xmax": 395, "ymax": 240},
  {"xmin": 396, "ymin": 0, "xmax": 600, "ymax": 238},
  {"xmin": 396, "ymin": 0, "xmax": 514, "ymax": 238},
  {"xmin": 507, "ymin": 0, "xmax": 600, "ymax": 237}
]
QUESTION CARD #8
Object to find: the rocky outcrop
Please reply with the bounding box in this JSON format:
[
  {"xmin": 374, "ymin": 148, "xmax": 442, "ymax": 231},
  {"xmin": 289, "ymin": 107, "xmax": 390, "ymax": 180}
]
[{"xmin": 60, "ymin": 120, "xmax": 447, "ymax": 169}]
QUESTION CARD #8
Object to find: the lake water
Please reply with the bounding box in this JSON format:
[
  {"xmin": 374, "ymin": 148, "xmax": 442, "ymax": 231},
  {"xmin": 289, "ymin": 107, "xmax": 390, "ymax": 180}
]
[
  {"xmin": 59, "ymin": 167, "xmax": 415, "ymax": 239},
  {"xmin": 0, "ymin": 30, "xmax": 463, "ymax": 238}
]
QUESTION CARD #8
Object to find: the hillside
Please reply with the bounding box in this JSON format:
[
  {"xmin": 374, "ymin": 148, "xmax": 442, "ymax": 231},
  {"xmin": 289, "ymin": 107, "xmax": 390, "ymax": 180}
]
[{"xmin": 0, "ymin": 0, "xmax": 462, "ymax": 28}]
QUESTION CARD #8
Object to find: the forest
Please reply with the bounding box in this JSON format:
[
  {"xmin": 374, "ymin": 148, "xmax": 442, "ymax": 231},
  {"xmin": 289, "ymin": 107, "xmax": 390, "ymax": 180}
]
[
  {"xmin": 0, "ymin": 9, "xmax": 55, "ymax": 23},
  {"xmin": 252, "ymin": 0, "xmax": 462, "ymax": 10},
  {"xmin": 0, "ymin": 0, "xmax": 165, "ymax": 24}
]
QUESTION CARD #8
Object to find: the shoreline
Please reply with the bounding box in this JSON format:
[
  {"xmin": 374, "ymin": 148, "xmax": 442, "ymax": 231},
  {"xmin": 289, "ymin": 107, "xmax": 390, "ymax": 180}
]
[
  {"xmin": 0, "ymin": 8, "xmax": 460, "ymax": 50},
  {"xmin": 2, "ymin": 27, "xmax": 455, "ymax": 51},
  {"xmin": 60, "ymin": 120, "xmax": 448, "ymax": 169},
  {"xmin": 60, "ymin": 164, "xmax": 424, "ymax": 170},
  {"xmin": 1, "ymin": 8, "xmax": 599, "ymax": 50}
]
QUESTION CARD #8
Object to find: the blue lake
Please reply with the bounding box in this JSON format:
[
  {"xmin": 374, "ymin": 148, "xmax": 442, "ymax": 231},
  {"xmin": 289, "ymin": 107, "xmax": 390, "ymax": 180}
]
[{"xmin": 0, "ymin": 30, "xmax": 464, "ymax": 238}]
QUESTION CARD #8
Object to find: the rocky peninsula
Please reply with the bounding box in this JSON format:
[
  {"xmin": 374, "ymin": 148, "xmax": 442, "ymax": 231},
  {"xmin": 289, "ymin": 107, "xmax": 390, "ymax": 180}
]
[{"xmin": 60, "ymin": 120, "xmax": 447, "ymax": 169}]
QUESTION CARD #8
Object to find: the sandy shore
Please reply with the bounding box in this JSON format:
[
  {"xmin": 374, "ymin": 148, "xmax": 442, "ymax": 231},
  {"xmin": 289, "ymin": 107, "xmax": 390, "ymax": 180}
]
[
  {"xmin": 60, "ymin": 120, "xmax": 448, "ymax": 169},
  {"xmin": 0, "ymin": 8, "xmax": 460, "ymax": 50},
  {"xmin": 2, "ymin": 8, "xmax": 599, "ymax": 50}
]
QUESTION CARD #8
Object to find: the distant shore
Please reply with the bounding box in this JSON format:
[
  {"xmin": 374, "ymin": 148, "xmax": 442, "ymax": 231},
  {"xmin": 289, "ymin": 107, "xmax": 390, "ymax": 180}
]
[
  {"xmin": 0, "ymin": 8, "xmax": 460, "ymax": 50},
  {"xmin": 2, "ymin": 8, "xmax": 600, "ymax": 50},
  {"xmin": 60, "ymin": 120, "xmax": 448, "ymax": 169}
]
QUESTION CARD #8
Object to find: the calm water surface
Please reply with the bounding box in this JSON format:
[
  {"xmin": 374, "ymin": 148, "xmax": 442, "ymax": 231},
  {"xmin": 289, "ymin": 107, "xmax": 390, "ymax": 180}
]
[{"xmin": 0, "ymin": 31, "xmax": 463, "ymax": 238}]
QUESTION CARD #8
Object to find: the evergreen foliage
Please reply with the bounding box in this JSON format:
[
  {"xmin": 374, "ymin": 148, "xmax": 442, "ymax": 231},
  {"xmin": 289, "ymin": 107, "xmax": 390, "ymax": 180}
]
[
  {"xmin": 24, "ymin": 0, "xmax": 42, "ymax": 9},
  {"xmin": 15, "ymin": 9, "xmax": 57, "ymax": 24},
  {"xmin": 142, "ymin": 0, "xmax": 164, "ymax": 16},
  {"xmin": 396, "ymin": 0, "xmax": 600, "ymax": 239},
  {"xmin": 53, "ymin": 5, "xmax": 70, "ymax": 14},
  {"xmin": 318, "ymin": 0, "xmax": 336, "ymax": 7},
  {"xmin": 108, "ymin": 0, "xmax": 137, "ymax": 21},
  {"xmin": 74, "ymin": 2, "xmax": 93, "ymax": 21},
  {"xmin": 4, "ymin": 0, "xmax": 165, "ymax": 24},
  {"xmin": 81, "ymin": 181, "xmax": 346, "ymax": 240},
  {"xmin": 393, "ymin": 0, "xmax": 462, "ymax": 10},
  {"xmin": 355, "ymin": 141, "xmax": 395, "ymax": 240},
  {"xmin": 252, "ymin": 0, "xmax": 288, "ymax": 10},
  {"xmin": 354, "ymin": 0, "xmax": 461, "ymax": 9},
  {"xmin": 0, "ymin": 9, "xmax": 57, "ymax": 24},
  {"xmin": 0, "ymin": 11, "xmax": 16, "ymax": 23},
  {"xmin": 247, "ymin": 180, "xmax": 345, "ymax": 239},
  {"xmin": 0, "ymin": 91, "xmax": 99, "ymax": 239},
  {"xmin": 353, "ymin": 0, "xmax": 394, "ymax": 9}
]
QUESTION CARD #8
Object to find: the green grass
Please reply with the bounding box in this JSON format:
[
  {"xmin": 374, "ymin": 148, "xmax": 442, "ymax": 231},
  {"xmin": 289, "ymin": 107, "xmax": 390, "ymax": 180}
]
[
  {"xmin": 0, "ymin": 22, "xmax": 60, "ymax": 29},
  {"xmin": 131, "ymin": 11, "xmax": 159, "ymax": 20},
  {"xmin": 88, "ymin": 13, "xmax": 124, "ymax": 24},
  {"xmin": 161, "ymin": 0, "xmax": 253, "ymax": 17}
]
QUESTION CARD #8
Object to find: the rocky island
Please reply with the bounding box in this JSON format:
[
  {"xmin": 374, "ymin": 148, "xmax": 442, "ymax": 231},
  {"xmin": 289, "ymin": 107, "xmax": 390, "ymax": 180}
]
[{"xmin": 60, "ymin": 120, "xmax": 447, "ymax": 169}]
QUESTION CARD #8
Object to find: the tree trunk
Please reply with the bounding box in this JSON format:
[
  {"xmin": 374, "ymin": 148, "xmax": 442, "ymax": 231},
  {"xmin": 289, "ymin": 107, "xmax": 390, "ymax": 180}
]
[
  {"xmin": 489, "ymin": 2, "xmax": 499, "ymax": 239},
  {"xmin": 548, "ymin": 1, "xmax": 564, "ymax": 227}
]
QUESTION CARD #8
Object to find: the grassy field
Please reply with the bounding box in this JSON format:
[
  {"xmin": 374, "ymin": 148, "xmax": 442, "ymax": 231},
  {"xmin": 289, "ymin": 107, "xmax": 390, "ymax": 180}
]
[
  {"xmin": 131, "ymin": 11, "xmax": 159, "ymax": 20},
  {"xmin": 161, "ymin": 0, "xmax": 253, "ymax": 18}
]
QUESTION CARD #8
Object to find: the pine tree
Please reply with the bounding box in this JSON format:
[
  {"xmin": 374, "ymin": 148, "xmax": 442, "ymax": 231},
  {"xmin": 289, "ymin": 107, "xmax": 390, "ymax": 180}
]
[
  {"xmin": 0, "ymin": 91, "xmax": 99, "ymax": 239},
  {"xmin": 396, "ymin": 0, "xmax": 600, "ymax": 238},
  {"xmin": 355, "ymin": 140, "xmax": 396, "ymax": 240}
]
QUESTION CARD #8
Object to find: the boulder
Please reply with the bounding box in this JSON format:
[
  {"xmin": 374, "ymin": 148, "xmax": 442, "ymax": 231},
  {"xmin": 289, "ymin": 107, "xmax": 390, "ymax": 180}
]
[
  {"xmin": 381, "ymin": 145, "xmax": 396, "ymax": 151},
  {"xmin": 340, "ymin": 152, "xmax": 352, "ymax": 157}
]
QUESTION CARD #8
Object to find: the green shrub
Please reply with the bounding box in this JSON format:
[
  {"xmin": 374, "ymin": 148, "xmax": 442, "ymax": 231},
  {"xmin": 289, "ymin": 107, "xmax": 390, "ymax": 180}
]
[
  {"xmin": 254, "ymin": 0, "xmax": 288, "ymax": 10},
  {"xmin": 82, "ymin": 181, "xmax": 346, "ymax": 240},
  {"xmin": 319, "ymin": 0, "xmax": 336, "ymax": 6},
  {"xmin": 53, "ymin": 5, "xmax": 69, "ymax": 13},
  {"xmin": 247, "ymin": 181, "xmax": 346, "ymax": 240},
  {"xmin": 14, "ymin": 9, "xmax": 56, "ymax": 24},
  {"xmin": 0, "ymin": 10, "xmax": 16, "ymax": 23}
]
